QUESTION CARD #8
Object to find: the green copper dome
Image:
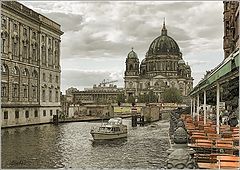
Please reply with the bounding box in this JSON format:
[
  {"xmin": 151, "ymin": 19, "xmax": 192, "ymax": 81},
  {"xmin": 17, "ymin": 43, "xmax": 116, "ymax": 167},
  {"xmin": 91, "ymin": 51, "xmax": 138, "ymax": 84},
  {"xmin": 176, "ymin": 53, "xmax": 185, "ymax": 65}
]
[
  {"xmin": 147, "ymin": 22, "xmax": 180, "ymax": 56},
  {"xmin": 127, "ymin": 48, "xmax": 138, "ymax": 59}
]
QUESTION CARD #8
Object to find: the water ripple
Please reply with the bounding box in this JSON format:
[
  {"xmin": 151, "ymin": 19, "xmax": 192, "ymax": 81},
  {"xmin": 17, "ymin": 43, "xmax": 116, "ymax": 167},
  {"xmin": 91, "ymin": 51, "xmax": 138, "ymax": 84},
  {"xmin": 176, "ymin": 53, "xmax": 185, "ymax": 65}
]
[{"xmin": 2, "ymin": 119, "xmax": 170, "ymax": 169}]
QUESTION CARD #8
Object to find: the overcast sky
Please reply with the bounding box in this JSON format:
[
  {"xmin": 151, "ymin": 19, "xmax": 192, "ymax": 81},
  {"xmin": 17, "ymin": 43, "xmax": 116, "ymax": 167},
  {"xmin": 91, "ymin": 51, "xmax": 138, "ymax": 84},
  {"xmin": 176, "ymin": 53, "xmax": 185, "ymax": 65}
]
[{"xmin": 21, "ymin": 1, "xmax": 224, "ymax": 93}]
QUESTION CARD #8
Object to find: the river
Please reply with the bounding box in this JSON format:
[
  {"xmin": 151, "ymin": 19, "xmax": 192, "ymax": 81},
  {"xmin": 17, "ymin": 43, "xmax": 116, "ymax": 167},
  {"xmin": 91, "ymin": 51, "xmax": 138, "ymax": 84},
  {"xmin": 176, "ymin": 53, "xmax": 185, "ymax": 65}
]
[{"xmin": 2, "ymin": 119, "xmax": 170, "ymax": 169}]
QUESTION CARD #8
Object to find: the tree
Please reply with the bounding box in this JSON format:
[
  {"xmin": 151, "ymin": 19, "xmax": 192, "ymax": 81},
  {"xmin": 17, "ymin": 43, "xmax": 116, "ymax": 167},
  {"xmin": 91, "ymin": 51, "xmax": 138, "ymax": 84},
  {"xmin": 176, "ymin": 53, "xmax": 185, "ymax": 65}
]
[
  {"xmin": 116, "ymin": 93, "xmax": 126, "ymax": 106},
  {"xmin": 138, "ymin": 90, "xmax": 158, "ymax": 103},
  {"xmin": 127, "ymin": 96, "xmax": 135, "ymax": 104},
  {"xmin": 162, "ymin": 87, "xmax": 183, "ymax": 103}
]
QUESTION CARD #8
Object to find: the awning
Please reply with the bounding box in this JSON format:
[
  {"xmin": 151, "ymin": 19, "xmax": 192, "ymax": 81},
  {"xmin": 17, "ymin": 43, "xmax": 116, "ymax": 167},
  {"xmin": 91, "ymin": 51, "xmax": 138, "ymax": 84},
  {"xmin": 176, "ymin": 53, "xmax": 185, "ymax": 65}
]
[{"xmin": 190, "ymin": 49, "xmax": 239, "ymax": 96}]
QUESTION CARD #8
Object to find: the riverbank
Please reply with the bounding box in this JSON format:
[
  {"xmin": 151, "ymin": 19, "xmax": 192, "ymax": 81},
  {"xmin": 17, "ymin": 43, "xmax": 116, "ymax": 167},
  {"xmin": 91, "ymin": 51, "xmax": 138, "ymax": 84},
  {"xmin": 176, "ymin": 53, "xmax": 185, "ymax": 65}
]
[{"xmin": 57, "ymin": 114, "xmax": 133, "ymax": 123}]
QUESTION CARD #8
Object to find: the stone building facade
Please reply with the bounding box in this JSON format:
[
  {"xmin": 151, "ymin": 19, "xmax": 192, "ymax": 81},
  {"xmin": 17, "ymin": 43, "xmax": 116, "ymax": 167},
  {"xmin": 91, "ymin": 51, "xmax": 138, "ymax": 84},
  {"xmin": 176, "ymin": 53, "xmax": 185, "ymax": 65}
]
[
  {"xmin": 223, "ymin": 1, "xmax": 239, "ymax": 58},
  {"xmin": 124, "ymin": 22, "xmax": 193, "ymax": 101},
  {"xmin": 69, "ymin": 84, "xmax": 124, "ymax": 104},
  {"xmin": 1, "ymin": 1, "xmax": 63, "ymax": 127}
]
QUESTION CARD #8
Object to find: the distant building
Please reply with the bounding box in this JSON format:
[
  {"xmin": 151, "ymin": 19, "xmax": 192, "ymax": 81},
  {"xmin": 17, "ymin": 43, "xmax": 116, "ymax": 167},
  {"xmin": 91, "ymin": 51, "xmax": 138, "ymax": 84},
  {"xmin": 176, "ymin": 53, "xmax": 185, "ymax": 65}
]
[
  {"xmin": 1, "ymin": 1, "xmax": 63, "ymax": 127},
  {"xmin": 68, "ymin": 104, "xmax": 114, "ymax": 118},
  {"xmin": 223, "ymin": 1, "xmax": 239, "ymax": 58},
  {"xmin": 66, "ymin": 84, "xmax": 124, "ymax": 105},
  {"xmin": 124, "ymin": 22, "xmax": 193, "ymax": 101}
]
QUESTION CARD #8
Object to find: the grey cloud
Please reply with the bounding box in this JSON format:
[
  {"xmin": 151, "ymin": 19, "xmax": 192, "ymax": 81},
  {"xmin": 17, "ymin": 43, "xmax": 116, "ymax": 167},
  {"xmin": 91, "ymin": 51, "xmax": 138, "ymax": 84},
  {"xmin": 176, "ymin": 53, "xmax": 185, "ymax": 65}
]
[
  {"xmin": 188, "ymin": 60, "xmax": 208, "ymax": 66},
  {"xmin": 21, "ymin": 1, "xmax": 224, "ymax": 89},
  {"xmin": 41, "ymin": 12, "xmax": 84, "ymax": 32},
  {"xmin": 61, "ymin": 69, "xmax": 124, "ymax": 90}
]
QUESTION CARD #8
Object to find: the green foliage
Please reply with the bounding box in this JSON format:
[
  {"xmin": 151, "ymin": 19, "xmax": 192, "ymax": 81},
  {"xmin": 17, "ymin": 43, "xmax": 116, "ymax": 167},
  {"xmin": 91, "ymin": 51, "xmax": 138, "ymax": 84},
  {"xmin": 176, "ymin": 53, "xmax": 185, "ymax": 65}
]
[
  {"xmin": 116, "ymin": 93, "xmax": 126, "ymax": 103},
  {"xmin": 138, "ymin": 90, "xmax": 158, "ymax": 103},
  {"xmin": 127, "ymin": 96, "xmax": 135, "ymax": 104},
  {"xmin": 162, "ymin": 87, "xmax": 183, "ymax": 103}
]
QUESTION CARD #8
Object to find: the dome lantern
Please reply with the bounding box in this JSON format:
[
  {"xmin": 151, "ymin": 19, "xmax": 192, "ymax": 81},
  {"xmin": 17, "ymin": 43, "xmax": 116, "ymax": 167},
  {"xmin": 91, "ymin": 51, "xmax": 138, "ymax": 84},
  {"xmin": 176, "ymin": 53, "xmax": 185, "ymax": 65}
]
[{"xmin": 161, "ymin": 18, "xmax": 167, "ymax": 36}]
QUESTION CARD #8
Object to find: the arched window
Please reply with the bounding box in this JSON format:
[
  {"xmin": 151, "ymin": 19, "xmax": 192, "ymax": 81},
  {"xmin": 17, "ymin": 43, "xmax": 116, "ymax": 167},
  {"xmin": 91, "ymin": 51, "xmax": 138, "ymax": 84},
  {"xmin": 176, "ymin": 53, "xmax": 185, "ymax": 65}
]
[
  {"xmin": 22, "ymin": 68, "xmax": 28, "ymax": 76},
  {"xmin": 32, "ymin": 70, "xmax": 38, "ymax": 79},
  {"xmin": 129, "ymin": 64, "xmax": 133, "ymax": 70},
  {"xmin": 42, "ymin": 89, "xmax": 45, "ymax": 102},
  {"xmin": 32, "ymin": 85, "xmax": 37, "ymax": 99},
  {"xmin": 49, "ymin": 89, "xmax": 52, "ymax": 102},
  {"xmin": 55, "ymin": 90, "xmax": 59, "ymax": 102},
  {"xmin": 1, "ymin": 64, "xmax": 8, "ymax": 74},
  {"xmin": 49, "ymin": 74, "xmax": 52, "ymax": 83},
  {"xmin": 43, "ymin": 73, "xmax": 46, "ymax": 81},
  {"xmin": 13, "ymin": 66, "xmax": 19, "ymax": 75},
  {"xmin": 129, "ymin": 82, "xmax": 133, "ymax": 88},
  {"xmin": 42, "ymin": 46, "xmax": 46, "ymax": 65},
  {"xmin": 23, "ymin": 85, "xmax": 28, "ymax": 98},
  {"xmin": 32, "ymin": 44, "xmax": 37, "ymax": 62}
]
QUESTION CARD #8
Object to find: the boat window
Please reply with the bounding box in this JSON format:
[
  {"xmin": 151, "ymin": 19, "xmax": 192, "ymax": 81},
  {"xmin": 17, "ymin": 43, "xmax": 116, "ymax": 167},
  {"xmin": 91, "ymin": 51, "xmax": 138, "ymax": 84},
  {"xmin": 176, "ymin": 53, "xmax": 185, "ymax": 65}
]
[{"xmin": 115, "ymin": 127, "xmax": 120, "ymax": 131}]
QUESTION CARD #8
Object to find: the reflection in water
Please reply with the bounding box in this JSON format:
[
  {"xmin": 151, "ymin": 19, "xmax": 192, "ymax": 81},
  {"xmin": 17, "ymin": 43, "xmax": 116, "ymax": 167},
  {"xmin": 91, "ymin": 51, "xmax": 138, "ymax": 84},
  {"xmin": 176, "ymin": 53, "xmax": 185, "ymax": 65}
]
[{"xmin": 2, "ymin": 119, "xmax": 170, "ymax": 169}]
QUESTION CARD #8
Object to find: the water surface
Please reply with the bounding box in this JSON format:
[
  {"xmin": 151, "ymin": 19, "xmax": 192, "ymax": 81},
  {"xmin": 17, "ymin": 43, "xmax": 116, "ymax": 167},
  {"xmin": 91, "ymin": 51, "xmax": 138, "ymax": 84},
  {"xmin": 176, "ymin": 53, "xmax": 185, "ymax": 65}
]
[{"xmin": 2, "ymin": 119, "xmax": 170, "ymax": 169}]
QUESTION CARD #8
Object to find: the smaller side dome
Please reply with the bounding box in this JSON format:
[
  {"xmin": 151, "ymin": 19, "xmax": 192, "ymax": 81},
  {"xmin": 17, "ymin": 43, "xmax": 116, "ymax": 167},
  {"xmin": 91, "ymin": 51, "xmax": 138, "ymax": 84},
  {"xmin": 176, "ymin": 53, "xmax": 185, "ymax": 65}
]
[
  {"xmin": 141, "ymin": 58, "xmax": 146, "ymax": 65},
  {"xmin": 178, "ymin": 59, "xmax": 185, "ymax": 65},
  {"xmin": 127, "ymin": 48, "xmax": 138, "ymax": 59}
]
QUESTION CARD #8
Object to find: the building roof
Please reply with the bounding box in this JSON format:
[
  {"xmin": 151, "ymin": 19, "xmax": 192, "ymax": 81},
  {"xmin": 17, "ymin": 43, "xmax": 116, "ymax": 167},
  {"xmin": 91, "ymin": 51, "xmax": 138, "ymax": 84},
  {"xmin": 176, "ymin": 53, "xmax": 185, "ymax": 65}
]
[
  {"xmin": 147, "ymin": 21, "xmax": 180, "ymax": 56},
  {"xmin": 189, "ymin": 49, "xmax": 239, "ymax": 96},
  {"xmin": 127, "ymin": 48, "xmax": 138, "ymax": 59}
]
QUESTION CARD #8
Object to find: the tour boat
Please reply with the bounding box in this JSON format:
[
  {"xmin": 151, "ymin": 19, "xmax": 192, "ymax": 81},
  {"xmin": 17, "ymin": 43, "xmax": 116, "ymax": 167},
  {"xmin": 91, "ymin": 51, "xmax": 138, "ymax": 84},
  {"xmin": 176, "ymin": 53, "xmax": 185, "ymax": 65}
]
[{"xmin": 90, "ymin": 118, "xmax": 127, "ymax": 140}]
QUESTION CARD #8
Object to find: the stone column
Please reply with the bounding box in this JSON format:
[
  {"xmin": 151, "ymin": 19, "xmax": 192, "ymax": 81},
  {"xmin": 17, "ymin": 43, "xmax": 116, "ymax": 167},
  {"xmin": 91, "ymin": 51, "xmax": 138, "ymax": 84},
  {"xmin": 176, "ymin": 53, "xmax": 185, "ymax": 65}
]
[
  {"xmin": 197, "ymin": 94, "xmax": 200, "ymax": 121},
  {"xmin": 203, "ymin": 90, "xmax": 207, "ymax": 125}
]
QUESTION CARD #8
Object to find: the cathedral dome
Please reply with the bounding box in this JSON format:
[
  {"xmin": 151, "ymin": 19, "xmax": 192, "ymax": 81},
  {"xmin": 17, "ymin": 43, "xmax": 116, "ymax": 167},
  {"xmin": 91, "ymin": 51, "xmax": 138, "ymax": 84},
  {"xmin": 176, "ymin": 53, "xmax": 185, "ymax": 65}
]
[
  {"xmin": 147, "ymin": 22, "xmax": 180, "ymax": 56},
  {"xmin": 127, "ymin": 48, "xmax": 138, "ymax": 59}
]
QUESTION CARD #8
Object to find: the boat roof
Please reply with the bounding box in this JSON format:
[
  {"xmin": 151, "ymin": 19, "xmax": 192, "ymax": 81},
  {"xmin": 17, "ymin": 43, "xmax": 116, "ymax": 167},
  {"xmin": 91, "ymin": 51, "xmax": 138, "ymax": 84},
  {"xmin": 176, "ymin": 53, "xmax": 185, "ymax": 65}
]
[{"xmin": 108, "ymin": 118, "xmax": 122, "ymax": 125}]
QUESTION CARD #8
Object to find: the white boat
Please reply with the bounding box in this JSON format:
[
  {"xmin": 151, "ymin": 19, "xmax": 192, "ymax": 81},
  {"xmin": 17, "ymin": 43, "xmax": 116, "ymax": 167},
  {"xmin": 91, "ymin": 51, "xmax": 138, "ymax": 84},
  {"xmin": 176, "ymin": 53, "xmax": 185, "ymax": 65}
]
[{"xmin": 90, "ymin": 118, "xmax": 127, "ymax": 140}]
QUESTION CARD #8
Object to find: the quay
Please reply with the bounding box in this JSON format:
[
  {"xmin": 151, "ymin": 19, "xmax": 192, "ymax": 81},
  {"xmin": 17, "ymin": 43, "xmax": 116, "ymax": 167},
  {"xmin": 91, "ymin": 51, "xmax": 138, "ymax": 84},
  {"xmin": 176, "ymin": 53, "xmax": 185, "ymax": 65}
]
[{"xmin": 54, "ymin": 114, "xmax": 133, "ymax": 124}]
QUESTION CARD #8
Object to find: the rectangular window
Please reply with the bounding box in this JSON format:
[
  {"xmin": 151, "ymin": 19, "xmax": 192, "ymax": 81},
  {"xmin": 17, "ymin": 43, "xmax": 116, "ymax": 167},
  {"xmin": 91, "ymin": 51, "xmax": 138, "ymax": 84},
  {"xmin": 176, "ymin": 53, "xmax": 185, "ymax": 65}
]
[
  {"xmin": 34, "ymin": 110, "xmax": 38, "ymax": 117},
  {"xmin": 49, "ymin": 90, "xmax": 52, "ymax": 102},
  {"xmin": 43, "ymin": 73, "xmax": 46, "ymax": 81},
  {"xmin": 43, "ymin": 110, "xmax": 46, "ymax": 116},
  {"xmin": 4, "ymin": 111, "xmax": 8, "ymax": 119},
  {"xmin": 13, "ymin": 84, "xmax": 19, "ymax": 98},
  {"xmin": 25, "ymin": 111, "xmax": 29, "ymax": 118},
  {"xmin": 50, "ymin": 110, "xmax": 53, "ymax": 116},
  {"xmin": 33, "ymin": 87, "xmax": 36, "ymax": 99},
  {"xmin": 1, "ymin": 83, "xmax": 7, "ymax": 97},
  {"xmin": 49, "ymin": 74, "xmax": 52, "ymax": 83},
  {"xmin": 55, "ymin": 91, "xmax": 58, "ymax": 102},
  {"xmin": 23, "ymin": 86, "xmax": 28, "ymax": 98},
  {"xmin": 42, "ymin": 89, "xmax": 45, "ymax": 102},
  {"xmin": 15, "ymin": 111, "xmax": 19, "ymax": 119},
  {"xmin": 56, "ymin": 76, "xmax": 58, "ymax": 83}
]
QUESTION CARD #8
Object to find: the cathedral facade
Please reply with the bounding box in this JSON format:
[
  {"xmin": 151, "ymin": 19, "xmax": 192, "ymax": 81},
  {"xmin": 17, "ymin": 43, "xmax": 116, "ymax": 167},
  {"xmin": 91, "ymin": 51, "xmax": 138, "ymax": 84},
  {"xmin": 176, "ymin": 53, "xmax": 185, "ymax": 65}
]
[{"xmin": 124, "ymin": 22, "xmax": 193, "ymax": 101}]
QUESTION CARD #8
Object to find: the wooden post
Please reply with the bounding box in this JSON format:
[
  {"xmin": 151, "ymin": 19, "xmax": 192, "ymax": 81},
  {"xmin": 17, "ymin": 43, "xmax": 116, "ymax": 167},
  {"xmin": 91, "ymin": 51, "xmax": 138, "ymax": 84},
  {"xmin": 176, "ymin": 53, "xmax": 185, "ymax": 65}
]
[
  {"xmin": 216, "ymin": 82, "xmax": 220, "ymax": 134},
  {"xmin": 203, "ymin": 90, "xmax": 207, "ymax": 125},
  {"xmin": 190, "ymin": 98, "xmax": 193, "ymax": 117},
  {"xmin": 193, "ymin": 97, "xmax": 196, "ymax": 119},
  {"xmin": 197, "ymin": 94, "xmax": 200, "ymax": 121}
]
